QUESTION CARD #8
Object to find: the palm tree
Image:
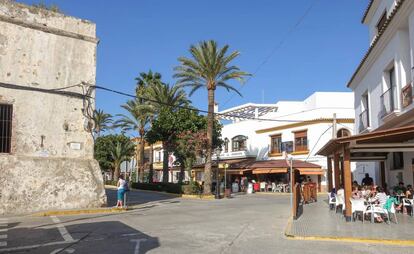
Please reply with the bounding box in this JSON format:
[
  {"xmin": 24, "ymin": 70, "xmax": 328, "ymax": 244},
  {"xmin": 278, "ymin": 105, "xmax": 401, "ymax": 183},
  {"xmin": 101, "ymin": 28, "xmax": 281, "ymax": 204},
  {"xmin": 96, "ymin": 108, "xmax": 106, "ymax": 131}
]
[
  {"xmin": 110, "ymin": 140, "xmax": 135, "ymax": 182},
  {"xmin": 115, "ymin": 99, "xmax": 152, "ymax": 183},
  {"xmin": 135, "ymin": 71, "xmax": 163, "ymax": 183},
  {"xmin": 146, "ymin": 82, "xmax": 190, "ymax": 182},
  {"xmin": 174, "ymin": 40, "xmax": 250, "ymax": 194},
  {"xmin": 92, "ymin": 109, "xmax": 112, "ymax": 138}
]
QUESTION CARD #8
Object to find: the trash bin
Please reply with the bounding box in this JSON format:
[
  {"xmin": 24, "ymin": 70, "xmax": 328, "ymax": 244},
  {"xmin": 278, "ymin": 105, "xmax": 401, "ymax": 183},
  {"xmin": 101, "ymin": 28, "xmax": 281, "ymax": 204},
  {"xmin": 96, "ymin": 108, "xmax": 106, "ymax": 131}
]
[
  {"xmin": 232, "ymin": 182, "xmax": 239, "ymax": 193},
  {"xmin": 225, "ymin": 188, "xmax": 231, "ymax": 198}
]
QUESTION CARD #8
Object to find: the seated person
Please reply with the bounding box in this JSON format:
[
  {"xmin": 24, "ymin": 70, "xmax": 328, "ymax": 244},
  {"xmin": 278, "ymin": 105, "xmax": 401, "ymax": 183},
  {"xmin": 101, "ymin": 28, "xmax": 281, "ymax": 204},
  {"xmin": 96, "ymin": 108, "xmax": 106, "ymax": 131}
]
[
  {"xmin": 352, "ymin": 186, "xmax": 363, "ymax": 199},
  {"xmin": 337, "ymin": 185, "xmax": 344, "ymax": 200},
  {"xmin": 406, "ymin": 185, "xmax": 413, "ymax": 199},
  {"xmin": 393, "ymin": 182, "xmax": 407, "ymax": 195},
  {"xmin": 371, "ymin": 187, "xmax": 388, "ymax": 222}
]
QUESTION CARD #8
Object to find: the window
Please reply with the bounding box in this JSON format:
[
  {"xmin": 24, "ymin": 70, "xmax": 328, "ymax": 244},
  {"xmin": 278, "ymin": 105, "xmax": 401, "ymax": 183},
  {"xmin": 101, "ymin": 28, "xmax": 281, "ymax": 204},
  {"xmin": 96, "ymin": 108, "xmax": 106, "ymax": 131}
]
[
  {"xmin": 359, "ymin": 92, "xmax": 370, "ymax": 132},
  {"xmin": 393, "ymin": 152, "xmax": 404, "ymax": 169},
  {"xmin": 0, "ymin": 104, "xmax": 12, "ymax": 153},
  {"xmin": 232, "ymin": 135, "xmax": 247, "ymax": 152},
  {"xmin": 270, "ymin": 134, "xmax": 282, "ymax": 154},
  {"xmin": 294, "ymin": 130, "xmax": 308, "ymax": 152},
  {"xmin": 224, "ymin": 138, "xmax": 229, "ymax": 153},
  {"xmin": 376, "ymin": 11, "xmax": 387, "ymax": 34},
  {"xmin": 337, "ymin": 129, "xmax": 351, "ymax": 138}
]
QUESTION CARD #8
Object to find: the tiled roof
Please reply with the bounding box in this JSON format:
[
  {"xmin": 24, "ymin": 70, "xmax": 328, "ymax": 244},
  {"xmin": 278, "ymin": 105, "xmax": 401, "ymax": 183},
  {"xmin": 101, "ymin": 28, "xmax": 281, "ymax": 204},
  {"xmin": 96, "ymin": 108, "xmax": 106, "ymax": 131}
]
[
  {"xmin": 361, "ymin": 0, "xmax": 375, "ymax": 23},
  {"xmin": 348, "ymin": 0, "xmax": 405, "ymax": 88}
]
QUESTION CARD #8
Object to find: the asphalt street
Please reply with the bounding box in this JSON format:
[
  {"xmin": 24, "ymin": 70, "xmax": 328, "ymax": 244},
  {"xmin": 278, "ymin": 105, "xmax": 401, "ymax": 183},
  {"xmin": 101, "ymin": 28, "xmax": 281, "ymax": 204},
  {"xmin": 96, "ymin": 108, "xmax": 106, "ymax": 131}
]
[{"xmin": 0, "ymin": 190, "xmax": 412, "ymax": 254}]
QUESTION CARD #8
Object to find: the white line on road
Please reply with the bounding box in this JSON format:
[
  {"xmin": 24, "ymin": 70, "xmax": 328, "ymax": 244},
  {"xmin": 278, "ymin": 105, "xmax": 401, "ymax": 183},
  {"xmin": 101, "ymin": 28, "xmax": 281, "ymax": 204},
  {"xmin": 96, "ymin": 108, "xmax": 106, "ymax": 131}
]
[
  {"xmin": 0, "ymin": 235, "xmax": 6, "ymax": 239},
  {"xmin": 121, "ymin": 233, "xmax": 139, "ymax": 237},
  {"xmin": 0, "ymin": 240, "xmax": 78, "ymax": 253},
  {"xmin": 131, "ymin": 239, "xmax": 147, "ymax": 254},
  {"xmin": 0, "ymin": 229, "xmax": 6, "ymax": 233},
  {"xmin": 50, "ymin": 216, "xmax": 74, "ymax": 242},
  {"xmin": 0, "ymin": 242, "xmax": 6, "ymax": 247}
]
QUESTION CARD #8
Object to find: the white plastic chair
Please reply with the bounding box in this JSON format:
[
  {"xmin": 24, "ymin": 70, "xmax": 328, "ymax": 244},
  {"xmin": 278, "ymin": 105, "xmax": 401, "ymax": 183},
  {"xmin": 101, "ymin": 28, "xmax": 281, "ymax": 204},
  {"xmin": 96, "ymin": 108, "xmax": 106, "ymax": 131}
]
[
  {"xmin": 350, "ymin": 198, "xmax": 365, "ymax": 221},
  {"xmin": 363, "ymin": 204, "xmax": 389, "ymax": 224},
  {"xmin": 388, "ymin": 203, "xmax": 398, "ymax": 224},
  {"xmin": 402, "ymin": 198, "xmax": 413, "ymax": 216},
  {"xmin": 328, "ymin": 193, "xmax": 336, "ymax": 210},
  {"xmin": 335, "ymin": 194, "xmax": 345, "ymax": 213}
]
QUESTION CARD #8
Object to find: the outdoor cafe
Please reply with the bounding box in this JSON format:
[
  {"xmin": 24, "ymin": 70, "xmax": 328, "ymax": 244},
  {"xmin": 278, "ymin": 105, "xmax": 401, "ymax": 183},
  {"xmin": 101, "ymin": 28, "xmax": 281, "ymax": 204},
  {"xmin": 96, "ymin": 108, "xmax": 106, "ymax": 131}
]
[{"xmin": 317, "ymin": 125, "xmax": 414, "ymax": 223}]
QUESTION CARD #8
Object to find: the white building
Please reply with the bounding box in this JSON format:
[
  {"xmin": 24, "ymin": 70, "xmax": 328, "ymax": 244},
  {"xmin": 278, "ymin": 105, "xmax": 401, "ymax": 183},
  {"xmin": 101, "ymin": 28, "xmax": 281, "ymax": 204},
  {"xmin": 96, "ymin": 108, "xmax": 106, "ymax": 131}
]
[
  {"xmin": 217, "ymin": 92, "xmax": 358, "ymax": 191},
  {"xmin": 349, "ymin": 0, "xmax": 414, "ymax": 189}
]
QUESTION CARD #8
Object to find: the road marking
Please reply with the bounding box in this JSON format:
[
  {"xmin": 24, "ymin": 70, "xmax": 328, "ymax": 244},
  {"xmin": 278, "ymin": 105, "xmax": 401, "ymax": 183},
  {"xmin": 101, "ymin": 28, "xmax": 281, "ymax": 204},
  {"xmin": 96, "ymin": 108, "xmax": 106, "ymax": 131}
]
[
  {"xmin": 0, "ymin": 242, "xmax": 6, "ymax": 247},
  {"xmin": 50, "ymin": 216, "xmax": 74, "ymax": 242},
  {"xmin": 0, "ymin": 235, "xmax": 6, "ymax": 239},
  {"xmin": 0, "ymin": 229, "xmax": 6, "ymax": 233},
  {"xmin": 131, "ymin": 239, "xmax": 147, "ymax": 254},
  {"xmin": 50, "ymin": 247, "xmax": 75, "ymax": 254},
  {"xmin": 0, "ymin": 240, "xmax": 78, "ymax": 253},
  {"xmin": 121, "ymin": 233, "xmax": 139, "ymax": 237}
]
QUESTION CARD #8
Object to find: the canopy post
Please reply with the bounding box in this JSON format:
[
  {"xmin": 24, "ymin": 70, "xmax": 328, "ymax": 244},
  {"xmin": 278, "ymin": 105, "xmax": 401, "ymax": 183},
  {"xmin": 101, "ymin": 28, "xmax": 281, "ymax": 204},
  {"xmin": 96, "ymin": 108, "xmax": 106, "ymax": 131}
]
[
  {"xmin": 343, "ymin": 145, "xmax": 352, "ymax": 222},
  {"xmin": 327, "ymin": 157, "xmax": 333, "ymax": 192},
  {"xmin": 333, "ymin": 153, "xmax": 340, "ymax": 189}
]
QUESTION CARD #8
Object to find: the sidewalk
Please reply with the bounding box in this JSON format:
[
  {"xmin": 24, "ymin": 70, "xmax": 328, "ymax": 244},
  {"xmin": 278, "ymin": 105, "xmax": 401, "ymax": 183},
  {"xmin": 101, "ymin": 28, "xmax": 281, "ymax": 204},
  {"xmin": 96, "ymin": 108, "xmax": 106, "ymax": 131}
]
[{"xmin": 285, "ymin": 198, "xmax": 414, "ymax": 245}]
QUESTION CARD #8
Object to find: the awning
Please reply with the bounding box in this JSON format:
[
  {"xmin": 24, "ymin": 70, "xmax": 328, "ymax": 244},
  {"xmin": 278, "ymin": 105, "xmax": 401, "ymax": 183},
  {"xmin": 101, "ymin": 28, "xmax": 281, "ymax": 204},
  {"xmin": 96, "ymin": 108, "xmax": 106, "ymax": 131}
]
[
  {"xmin": 317, "ymin": 124, "xmax": 414, "ymax": 157},
  {"xmin": 252, "ymin": 168, "xmax": 287, "ymax": 174}
]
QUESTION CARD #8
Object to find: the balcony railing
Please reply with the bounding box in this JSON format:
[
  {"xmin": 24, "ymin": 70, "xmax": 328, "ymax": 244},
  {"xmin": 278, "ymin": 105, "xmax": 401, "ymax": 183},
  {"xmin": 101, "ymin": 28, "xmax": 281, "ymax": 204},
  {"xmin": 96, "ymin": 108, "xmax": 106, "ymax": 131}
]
[
  {"xmin": 380, "ymin": 86, "xmax": 396, "ymax": 117},
  {"xmin": 359, "ymin": 110, "xmax": 369, "ymax": 132}
]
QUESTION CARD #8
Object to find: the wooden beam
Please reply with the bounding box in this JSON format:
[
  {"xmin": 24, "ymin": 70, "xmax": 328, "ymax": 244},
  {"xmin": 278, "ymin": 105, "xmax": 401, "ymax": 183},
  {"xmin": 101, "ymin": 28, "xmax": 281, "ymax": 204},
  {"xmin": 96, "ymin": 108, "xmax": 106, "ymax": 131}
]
[
  {"xmin": 343, "ymin": 145, "xmax": 352, "ymax": 222},
  {"xmin": 327, "ymin": 157, "xmax": 333, "ymax": 192},
  {"xmin": 333, "ymin": 153, "xmax": 340, "ymax": 189}
]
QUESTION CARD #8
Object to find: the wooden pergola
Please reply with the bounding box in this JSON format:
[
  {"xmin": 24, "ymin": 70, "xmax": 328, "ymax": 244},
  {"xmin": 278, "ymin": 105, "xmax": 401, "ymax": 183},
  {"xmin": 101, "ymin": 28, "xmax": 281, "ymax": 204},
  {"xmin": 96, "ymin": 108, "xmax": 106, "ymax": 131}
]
[{"xmin": 317, "ymin": 125, "xmax": 414, "ymax": 221}]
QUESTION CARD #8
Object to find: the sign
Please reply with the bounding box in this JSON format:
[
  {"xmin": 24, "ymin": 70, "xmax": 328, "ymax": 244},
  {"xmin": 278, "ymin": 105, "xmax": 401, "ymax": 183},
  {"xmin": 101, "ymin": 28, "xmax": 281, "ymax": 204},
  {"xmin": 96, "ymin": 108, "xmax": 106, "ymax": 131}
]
[
  {"xmin": 69, "ymin": 142, "xmax": 82, "ymax": 150},
  {"xmin": 282, "ymin": 141, "xmax": 293, "ymax": 153}
]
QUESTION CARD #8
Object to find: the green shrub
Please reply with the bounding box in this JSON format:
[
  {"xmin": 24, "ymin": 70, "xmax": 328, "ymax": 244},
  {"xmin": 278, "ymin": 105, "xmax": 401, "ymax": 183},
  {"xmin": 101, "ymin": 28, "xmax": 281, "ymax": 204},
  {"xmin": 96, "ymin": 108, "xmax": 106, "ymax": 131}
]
[
  {"xmin": 131, "ymin": 182, "xmax": 203, "ymax": 194},
  {"xmin": 105, "ymin": 180, "xmax": 117, "ymax": 186}
]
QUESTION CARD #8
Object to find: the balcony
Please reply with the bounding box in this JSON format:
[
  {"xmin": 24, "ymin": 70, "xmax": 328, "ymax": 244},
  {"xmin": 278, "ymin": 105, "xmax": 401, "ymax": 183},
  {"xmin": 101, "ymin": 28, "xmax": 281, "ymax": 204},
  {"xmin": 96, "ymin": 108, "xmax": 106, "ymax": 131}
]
[
  {"xmin": 359, "ymin": 110, "xmax": 369, "ymax": 133},
  {"xmin": 380, "ymin": 86, "xmax": 397, "ymax": 119}
]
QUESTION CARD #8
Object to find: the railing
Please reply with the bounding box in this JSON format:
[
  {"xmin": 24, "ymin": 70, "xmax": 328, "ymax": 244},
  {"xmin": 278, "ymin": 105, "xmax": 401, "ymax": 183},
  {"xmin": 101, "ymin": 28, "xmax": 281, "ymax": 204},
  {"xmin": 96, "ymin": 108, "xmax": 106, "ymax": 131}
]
[
  {"xmin": 380, "ymin": 86, "xmax": 396, "ymax": 117},
  {"xmin": 358, "ymin": 110, "xmax": 369, "ymax": 132}
]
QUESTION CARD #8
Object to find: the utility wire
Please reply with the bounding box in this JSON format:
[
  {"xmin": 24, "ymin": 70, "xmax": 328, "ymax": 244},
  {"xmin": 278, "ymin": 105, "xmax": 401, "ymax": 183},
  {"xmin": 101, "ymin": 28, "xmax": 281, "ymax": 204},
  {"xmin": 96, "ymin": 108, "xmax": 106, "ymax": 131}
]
[
  {"xmin": 221, "ymin": 0, "xmax": 319, "ymax": 107},
  {"xmin": 92, "ymin": 84, "xmax": 348, "ymax": 123},
  {"xmin": 305, "ymin": 125, "xmax": 332, "ymax": 162}
]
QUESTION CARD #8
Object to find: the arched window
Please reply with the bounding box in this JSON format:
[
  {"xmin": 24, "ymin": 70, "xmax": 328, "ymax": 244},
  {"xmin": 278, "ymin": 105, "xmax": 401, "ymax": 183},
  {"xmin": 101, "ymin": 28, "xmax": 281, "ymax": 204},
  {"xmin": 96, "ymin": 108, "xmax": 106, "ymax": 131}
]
[
  {"xmin": 224, "ymin": 138, "xmax": 229, "ymax": 153},
  {"xmin": 337, "ymin": 128, "xmax": 351, "ymax": 138},
  {"xmin": 232, "ymin": 135, "xmax": 247, "ymax": 152}
]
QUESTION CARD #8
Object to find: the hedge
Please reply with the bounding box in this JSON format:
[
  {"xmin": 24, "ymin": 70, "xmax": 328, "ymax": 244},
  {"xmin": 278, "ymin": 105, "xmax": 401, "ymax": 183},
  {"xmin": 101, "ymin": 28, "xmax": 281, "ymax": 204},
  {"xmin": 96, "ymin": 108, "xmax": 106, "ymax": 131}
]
[{"xmin": 131, "ymin": 182, "xmax": 201, "ymax": 195}]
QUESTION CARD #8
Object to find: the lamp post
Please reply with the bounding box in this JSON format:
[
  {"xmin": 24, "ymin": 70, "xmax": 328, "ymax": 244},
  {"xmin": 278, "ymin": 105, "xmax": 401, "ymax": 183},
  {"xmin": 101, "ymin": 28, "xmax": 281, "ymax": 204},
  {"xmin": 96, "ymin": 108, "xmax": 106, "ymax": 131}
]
[{"xmin": 215, "ymin": 147, "xmax": 222, "ymax": 199}]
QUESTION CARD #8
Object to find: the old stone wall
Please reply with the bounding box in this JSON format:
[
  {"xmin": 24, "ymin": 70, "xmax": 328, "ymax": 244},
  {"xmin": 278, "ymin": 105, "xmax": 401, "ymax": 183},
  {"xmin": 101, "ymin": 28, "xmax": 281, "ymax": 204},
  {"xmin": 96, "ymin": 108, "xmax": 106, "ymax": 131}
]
[
  {"xmin": 0, "ymin": 1, "xmax": 106, "ymax": 214},
  {"xmin": 0, "ymin": 155, "xmax": 106, "ymax": 214}
]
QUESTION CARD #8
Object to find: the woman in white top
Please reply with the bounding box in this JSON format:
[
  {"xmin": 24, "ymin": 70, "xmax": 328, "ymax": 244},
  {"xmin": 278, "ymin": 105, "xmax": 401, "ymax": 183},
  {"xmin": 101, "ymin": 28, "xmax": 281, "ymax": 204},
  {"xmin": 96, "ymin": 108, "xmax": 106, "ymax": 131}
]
[{"xmin": 116, "ymin": 175, "xmax": 126, "ymax": 208}]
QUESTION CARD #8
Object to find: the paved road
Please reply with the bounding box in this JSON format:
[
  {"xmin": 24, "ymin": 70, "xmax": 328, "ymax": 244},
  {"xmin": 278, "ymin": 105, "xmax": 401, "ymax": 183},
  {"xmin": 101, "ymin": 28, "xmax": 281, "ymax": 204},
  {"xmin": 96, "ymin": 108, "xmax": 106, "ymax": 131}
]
[{"xmin": 0, "ymin": 191, "xmax": 412, "ymax": 253}]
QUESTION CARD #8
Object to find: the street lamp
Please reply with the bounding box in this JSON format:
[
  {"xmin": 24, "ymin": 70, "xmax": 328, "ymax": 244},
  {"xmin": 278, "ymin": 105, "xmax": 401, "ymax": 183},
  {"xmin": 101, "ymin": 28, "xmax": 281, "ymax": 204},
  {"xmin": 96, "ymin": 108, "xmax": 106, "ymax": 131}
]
[{"xmin": 215, "ymin": 147, "xmax": 222, "ymax": 199}]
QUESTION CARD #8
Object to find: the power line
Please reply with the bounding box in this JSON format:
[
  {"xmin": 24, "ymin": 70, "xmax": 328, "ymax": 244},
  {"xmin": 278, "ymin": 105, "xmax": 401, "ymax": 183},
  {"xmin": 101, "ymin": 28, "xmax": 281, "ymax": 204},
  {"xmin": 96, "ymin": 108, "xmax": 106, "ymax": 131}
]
[
  {"xmin": 305, "ymin": 125, "xmax": 332, "ymax": 162},
  {"xmin": 222, "ymin": 0, "xmax": 319, "ymax": 107}
]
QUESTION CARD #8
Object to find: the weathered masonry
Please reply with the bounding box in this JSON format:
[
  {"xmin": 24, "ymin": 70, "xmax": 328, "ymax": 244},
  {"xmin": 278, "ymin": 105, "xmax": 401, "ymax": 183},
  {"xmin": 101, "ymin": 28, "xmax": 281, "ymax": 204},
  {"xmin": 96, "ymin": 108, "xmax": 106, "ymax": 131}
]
[{"xmin": 0, "ymin": 1, "xmax": 106, "ymax": 214}]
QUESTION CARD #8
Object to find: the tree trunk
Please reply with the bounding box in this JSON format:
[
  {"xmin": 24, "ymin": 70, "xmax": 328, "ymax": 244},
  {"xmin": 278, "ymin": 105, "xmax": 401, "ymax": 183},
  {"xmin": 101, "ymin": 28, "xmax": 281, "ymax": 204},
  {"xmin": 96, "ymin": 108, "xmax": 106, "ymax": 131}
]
[
  {"xmin": 162, "ymin": 142, "xmax": 169, "ymax": 183},
  {"xmin": 139, "ymin": 136, "xmax": 145, "ymax": 182},
  {"xmin": 179, "ymin": 162, "xmax": 185, "ymax": 184},
  {"xmin": 135, "ymin": 142, "xmax": 139, "ymax": 183},
  {"xmin": 148, "ymin": 144, "xmax": 154, "ymax": 183},
  {"xmin": 204, "ymin": 88, "xmax": 215, "ymax": 195},
  {"xmin": 114, "ymin": 164, "xmax": 120, "ymax": 183}
]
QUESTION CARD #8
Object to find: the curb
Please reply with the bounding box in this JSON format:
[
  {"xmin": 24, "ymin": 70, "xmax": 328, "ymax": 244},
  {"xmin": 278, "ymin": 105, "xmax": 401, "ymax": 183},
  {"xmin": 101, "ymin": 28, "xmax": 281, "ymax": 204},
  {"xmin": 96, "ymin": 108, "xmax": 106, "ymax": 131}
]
[
  {"xmin": 284, "ymin": 217, "xmax": 414, "ymax": 246},
  {"xmin": 31, "ymin": 207, "xmax": 128, "ymax": 217},
  {"xmin": 127, "ymin": 189, "xmax": 216, "ymax": 200},
  {"xmin": 256, "ymin": 192, "xmax": 290, "ymax": 196}
]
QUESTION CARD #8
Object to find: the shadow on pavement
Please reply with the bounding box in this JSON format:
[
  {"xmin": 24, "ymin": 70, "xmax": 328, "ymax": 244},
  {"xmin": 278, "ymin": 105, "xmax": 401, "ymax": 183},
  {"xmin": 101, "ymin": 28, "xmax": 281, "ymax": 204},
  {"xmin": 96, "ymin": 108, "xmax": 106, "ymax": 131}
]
[
  {"xmin": 1, "ymin": 220, "xmax": 160, "ymax": 254},
  {"xmin": 105, "ymin": 188, "xmax": 177, "ymax": 207}
]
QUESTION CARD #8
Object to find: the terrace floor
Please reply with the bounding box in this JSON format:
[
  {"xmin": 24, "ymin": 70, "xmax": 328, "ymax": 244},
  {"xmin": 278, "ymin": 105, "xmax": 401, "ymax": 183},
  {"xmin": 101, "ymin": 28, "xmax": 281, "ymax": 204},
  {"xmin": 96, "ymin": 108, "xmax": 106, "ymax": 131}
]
[{"xmin": 286, "ymin": 197, "xmax": 414, "ymax": 241}]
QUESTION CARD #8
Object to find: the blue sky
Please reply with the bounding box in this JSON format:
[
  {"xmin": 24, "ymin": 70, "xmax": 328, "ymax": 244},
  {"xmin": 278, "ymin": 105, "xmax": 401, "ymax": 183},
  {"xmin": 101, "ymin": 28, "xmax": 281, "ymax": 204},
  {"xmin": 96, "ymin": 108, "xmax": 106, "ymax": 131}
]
[{"xmin": 20, "ymin": 0, "xmax": 370, "ymax": 116}]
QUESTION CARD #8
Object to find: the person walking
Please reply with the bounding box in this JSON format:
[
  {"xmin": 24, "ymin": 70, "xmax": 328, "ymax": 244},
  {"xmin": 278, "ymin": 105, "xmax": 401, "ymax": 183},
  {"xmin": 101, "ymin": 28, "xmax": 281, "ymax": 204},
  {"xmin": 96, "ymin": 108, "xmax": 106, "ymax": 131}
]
[{"xmin": 116, "ymin": 175, "xmax": 126, "ymax": 208}]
